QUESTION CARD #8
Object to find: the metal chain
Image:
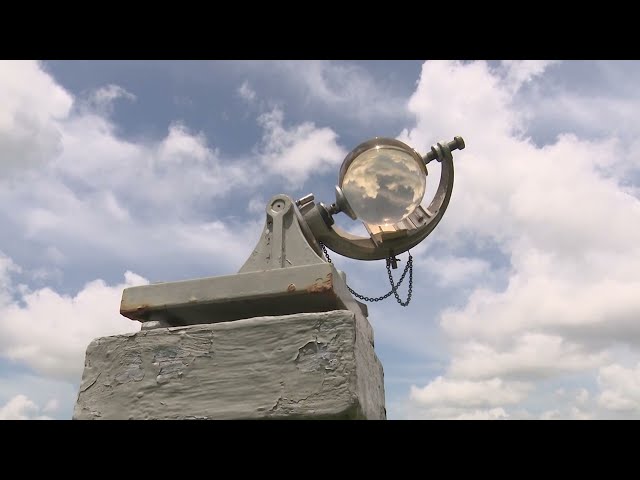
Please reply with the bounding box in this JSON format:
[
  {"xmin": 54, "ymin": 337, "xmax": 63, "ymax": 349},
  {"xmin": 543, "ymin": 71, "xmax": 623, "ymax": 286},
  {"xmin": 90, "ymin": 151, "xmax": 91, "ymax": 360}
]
[{"xmin": 319, "ymin": 243, "xmax": 413, "ymax": 307}]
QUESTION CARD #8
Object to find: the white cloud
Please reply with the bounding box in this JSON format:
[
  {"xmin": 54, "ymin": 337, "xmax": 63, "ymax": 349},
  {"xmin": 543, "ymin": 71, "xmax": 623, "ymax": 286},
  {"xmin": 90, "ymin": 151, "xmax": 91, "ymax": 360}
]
[
  {"xmin": 0, "ymin": 61, "xmax": 263, "ymax": 282},
  {"xmin": 400, "ymin": 60, "xmax": 640, "ymax": 419},
  {"xmin": 173, "ymin": 219, "xmax": 263, "ymax": 269},
  {"xmin": 43, "ymin": 398, "xmax": 59, "ymax": 413},
  {"xmin": 247, "ymin": 195, "xmax": 266, "ymax": 214},
  {"xmin": 0, "ymin": 394, "xmax": 51, "ymax": 420},
  {"xmin": 539, "ymin": 409, "xmax": 561, "ymax": 420},
  {"xmin": 44, "ymin": 246, "xmax": 66, "ymax": 265},
  {"xmin": 418, "ymin": 255, "xmax": 491, "ymax": 287},
  {"xmin": 456, "ymin": 408, "xmax": 509, "ymax": 420},
  {"xmin": 0, "ymin": 253, "xmax": 21, "ymax": 303},
  {"xmin": 500, "ymin": 60, "xmax": 559, "ymax": 93},
  {"xmin": 81, "ymin": 84, "xmax": 136, "ymax": 115},
  {"xmin": 440, "ymin": 247, "xmax": 640, "ymax": 346},
  {"xmin": 410, "ymin": 377, "xmax": 530, "ymax": 409},
  {"xmin": 0, "ymin": 251, "xmax": 148, "ymax": 381},
  {"xmin": 0, "ymin": 60, "xmax": 376, "ymax": 419},
  {"xmin": 507, "ymin": 61, "xmax": 640, "ymax": 167},
  {"xmin": 56, "ymin": 117, "xmax": 250, "ymax": 217},
  {"xmin": 173, "ymin": 95, "xmax": 193, "ymax": 108},
  {"xmin": 257, "ymin": 107, "xmax": 346, "ymax": 186},
  {"xmin": 0, "ymin": 372, "xmax": 79, "ymax": 420},
  {"xmin": 237, "ymin": 80, "xmax": 256, "ymax": 103},
  {"xmin": 398, "ymin": 60, "xmax": 522, "ymax": 154},
  {"xmin": 597, "ymin": 363, "xmax": 640, "ymax": 413},
  {"xmin": 402, "ymin": 403, "xmax": 513, "ymax": 420},
  {"xmin": 576, "ymin": 388, "xmax": 589, "ymax": 405},
  {"xmin": 0, "ymin": 60, "xmax": 72, "ymax": 175},
  {"xmin": 4, "ymin": 59, "xmax": 640, "ymax": 420},
  {"xmin": 243, "ymin": 60, "xmax": 411, "ymax": 125},
  {"xmin": 540, "ymin": 406, "xmax": 593, "ymax": 420},
  {"xmin": 0, "ymin": 62, "xmax": 348, "ymax": 289},
  {"xmin": 449, "ymin": 334, "xmax": 607, "ymax": 380}
]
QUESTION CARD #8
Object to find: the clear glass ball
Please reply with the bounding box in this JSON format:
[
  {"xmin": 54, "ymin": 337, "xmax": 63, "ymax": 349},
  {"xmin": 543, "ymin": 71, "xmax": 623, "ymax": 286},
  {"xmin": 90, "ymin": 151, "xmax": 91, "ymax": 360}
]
[{"xmin": 341, "ymin": 146, "xmax": 426, "ymax": 226}]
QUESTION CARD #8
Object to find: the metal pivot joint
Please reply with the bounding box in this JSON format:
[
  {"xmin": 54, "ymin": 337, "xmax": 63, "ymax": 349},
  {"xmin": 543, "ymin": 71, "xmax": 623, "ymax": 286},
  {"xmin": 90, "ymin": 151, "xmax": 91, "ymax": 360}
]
[
  {"xmin": 238, "ymin": 194, "xmax": 325, "ymax": 274},
  {"xmin": 424, "ymin": 136, "xmax": 465, "ymax": 164}
]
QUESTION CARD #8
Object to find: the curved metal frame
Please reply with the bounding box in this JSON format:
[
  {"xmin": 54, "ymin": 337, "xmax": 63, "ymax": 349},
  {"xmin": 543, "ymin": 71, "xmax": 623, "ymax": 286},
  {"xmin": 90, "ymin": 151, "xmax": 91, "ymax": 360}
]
[{"xmin": 302, "ymin": 137, "xmax": 463, "ymax": 261}]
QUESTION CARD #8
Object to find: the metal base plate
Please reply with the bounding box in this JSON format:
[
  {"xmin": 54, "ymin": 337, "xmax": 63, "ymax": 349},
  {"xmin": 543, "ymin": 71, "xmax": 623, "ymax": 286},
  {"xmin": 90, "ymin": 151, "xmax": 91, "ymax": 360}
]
[{"xmin": 120, "ymin": 263, "xmax": 359, "ymax": 327}]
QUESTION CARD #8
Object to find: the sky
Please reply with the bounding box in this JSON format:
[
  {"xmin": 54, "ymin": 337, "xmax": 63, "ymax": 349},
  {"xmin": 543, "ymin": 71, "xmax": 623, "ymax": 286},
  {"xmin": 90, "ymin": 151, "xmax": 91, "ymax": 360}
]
[{"xmin": 1, "ymin": 60, "xmax": 640, "ymax": 420}]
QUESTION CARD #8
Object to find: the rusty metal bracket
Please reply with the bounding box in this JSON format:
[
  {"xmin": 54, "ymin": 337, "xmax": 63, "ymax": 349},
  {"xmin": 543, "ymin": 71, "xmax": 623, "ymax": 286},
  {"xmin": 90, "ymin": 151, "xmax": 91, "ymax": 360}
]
[
  {"xmin": 120, "ymin": 194, "xmax": 372, "ymax": 328},
  {"xmin": 238, "ymin": 194, "xmax": 326, "ymax": 273},
  {"xmin": 121, "ymin": 263, "xmax": 367, "ymax": 329}
]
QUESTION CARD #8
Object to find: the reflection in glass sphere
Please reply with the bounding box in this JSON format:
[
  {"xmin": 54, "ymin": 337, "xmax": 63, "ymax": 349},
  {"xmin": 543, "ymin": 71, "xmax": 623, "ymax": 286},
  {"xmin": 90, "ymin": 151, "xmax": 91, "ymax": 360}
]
[{"xmin": 341, "ymin": 146, "xmax": 426, "ymax": 226}]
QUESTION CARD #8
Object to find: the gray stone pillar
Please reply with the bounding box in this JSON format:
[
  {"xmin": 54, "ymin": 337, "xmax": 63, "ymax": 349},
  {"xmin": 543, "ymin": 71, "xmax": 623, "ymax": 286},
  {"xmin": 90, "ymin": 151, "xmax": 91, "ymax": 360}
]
[{"xmin": 74, "ymin": 310, "xmax": 386, "ymax": 420}]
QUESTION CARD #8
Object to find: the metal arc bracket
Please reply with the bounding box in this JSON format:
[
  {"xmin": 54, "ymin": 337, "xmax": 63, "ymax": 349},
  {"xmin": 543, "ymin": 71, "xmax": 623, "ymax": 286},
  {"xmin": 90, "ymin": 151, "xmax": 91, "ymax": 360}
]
[
  {"xmin": 303, "ymin": 150, "xmax": 455, "ymax": 261},
  {"xmin": 238, "ymin": 194, "xmax": 325, "ymax": 274}
]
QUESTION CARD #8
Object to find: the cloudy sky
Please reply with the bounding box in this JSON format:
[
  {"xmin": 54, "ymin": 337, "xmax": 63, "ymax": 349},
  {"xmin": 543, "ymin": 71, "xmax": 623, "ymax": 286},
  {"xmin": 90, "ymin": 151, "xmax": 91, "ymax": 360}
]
[{"xmin": 1, "ymin": 60, "xmax": 639, "ymax": 420}]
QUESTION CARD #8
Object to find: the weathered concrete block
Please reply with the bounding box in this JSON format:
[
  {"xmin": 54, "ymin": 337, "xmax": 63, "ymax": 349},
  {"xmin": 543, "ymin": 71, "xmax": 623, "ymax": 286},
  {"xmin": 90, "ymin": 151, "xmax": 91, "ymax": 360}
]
[{"xmin": 73, "ymin": 310, "xmax": 386, "ymax": 420}]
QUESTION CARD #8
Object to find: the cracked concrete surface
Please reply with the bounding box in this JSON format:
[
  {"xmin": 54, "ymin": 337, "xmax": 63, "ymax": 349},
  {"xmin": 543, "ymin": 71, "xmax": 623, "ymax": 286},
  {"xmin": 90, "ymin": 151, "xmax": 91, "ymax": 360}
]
[{"xmin": 74, "ymin": 310, "xmax": 385, "ymax": 420}]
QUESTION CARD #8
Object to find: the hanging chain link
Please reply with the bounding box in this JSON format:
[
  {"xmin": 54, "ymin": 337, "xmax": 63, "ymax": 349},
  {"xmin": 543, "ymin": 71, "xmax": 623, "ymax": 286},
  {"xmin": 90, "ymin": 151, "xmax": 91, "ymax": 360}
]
[{"xmin": 319, "ymin": 243, "xmax": 413, "ymax": 307}]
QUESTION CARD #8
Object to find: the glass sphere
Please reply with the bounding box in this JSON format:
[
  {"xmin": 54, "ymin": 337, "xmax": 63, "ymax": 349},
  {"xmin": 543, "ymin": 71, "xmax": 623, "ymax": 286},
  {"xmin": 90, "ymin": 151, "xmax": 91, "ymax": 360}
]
[{"xmin": 341, "ymin": 146, "xmax": 426, "ymax": 226}]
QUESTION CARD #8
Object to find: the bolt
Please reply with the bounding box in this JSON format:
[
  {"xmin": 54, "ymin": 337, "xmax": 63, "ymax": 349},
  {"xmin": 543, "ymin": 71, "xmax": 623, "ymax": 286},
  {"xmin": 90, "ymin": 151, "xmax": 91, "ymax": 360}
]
[
  {"xmin": 295, "ymin": 194, "xmax": 314, "ymax": 207},
  {"xmin": 448, "ymin": 136, "xmax": 465, "ymax": 152},
  {"xmin": 271, "ymin": 199, "xmax": 286, "ymax": 212},
  {"xmin": 424, "ymin": 136, "xmax": 466, "ymax": 163}
]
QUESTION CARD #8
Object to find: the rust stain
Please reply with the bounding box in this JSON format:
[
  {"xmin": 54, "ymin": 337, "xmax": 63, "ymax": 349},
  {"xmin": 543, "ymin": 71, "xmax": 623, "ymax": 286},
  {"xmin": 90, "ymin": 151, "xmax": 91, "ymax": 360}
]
[
  {"xmin": 120, "ymin": 304, "xmax": 151, "ymax": 321},
  {"xmin": 306, "ymin": 273, "xmax": 333, "ymax": 294},
  {"xmin": 287, "ymin": 283, "xmax": 296, "ymax": 292}
]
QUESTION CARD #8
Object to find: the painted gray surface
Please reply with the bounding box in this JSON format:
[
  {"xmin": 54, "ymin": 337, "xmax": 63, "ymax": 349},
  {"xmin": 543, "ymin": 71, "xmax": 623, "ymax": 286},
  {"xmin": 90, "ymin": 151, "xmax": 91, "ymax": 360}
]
[
  {"xmin": 74, "ymin": 310, "xmax": 386, "ymax": 420},
  {"xmin": 121, "ymin": 263, "xmax": 346, "ymax": 325},
  {"xmin": 238, "ymin": 194, "xmax": 325, "ymax": 273},
  {"xmin": 121, "ymin": 261, "xmax": 370, "ymax": 328}
]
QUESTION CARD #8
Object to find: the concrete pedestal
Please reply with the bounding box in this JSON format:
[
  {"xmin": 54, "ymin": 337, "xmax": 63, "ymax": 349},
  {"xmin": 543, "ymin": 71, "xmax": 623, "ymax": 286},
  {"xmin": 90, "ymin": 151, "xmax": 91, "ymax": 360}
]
[{"xmin": 73, "ymin": 310, "xmax": 386, "ymax": 420}]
